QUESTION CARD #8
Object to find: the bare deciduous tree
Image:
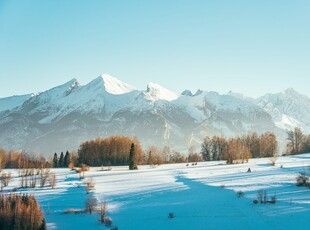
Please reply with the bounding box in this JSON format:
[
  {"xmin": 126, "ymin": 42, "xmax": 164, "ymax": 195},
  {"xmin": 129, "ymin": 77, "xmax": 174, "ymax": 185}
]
[
  {"xmin": 85, "ymin": 177, "xmax": 95, "ymax": 194},
  {"xmin": 39, "ymin": 168, "xmax": 50, "ymax": 188},
  {"xmin": 98, "ymin": 199, "xmax": 107, "ymax": 223},
  {"xmin": 85, "ymin": 196, "xmax": 97, "ymax": 214},
  {"xmin": 49, "ymin": 173, "xmax": 56, "ymax": 188}
]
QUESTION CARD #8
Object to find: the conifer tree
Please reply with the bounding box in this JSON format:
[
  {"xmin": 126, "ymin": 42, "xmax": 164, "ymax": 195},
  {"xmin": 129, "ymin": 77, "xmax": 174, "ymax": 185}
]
[
  {"xmin": 58, "ymin": 152, "xmax": 64, "ymax": 168},
  {"xmin": 52, "ymin": 153, "xmax": 58, "ymax": 168},
  {"xmin": 129, "ymin": 143, "xmax": 137, "ymax": 170},
  {"xmin": 64, "ymin": 151, "xmax": 70, "ymax": 168}
]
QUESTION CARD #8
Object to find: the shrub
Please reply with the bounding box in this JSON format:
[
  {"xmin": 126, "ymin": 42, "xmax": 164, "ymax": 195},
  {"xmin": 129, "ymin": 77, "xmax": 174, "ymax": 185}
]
[
  {"xmin": 85, "ymin": 177, "xmax": 95, "ymax": 194},
  {"xmin": 168, "ymin": 212, "xmax": 174, "ymax": 219},
  {"xmin": 257, "ymin": 190, "xmax": 267, "ymax": 204},
  {"xmin": 85, "ymin": 196, "xmax": 97, "ymax": 214},
  {"xmin": 296, "ymin": 173, "xmax": 309, "ymax": 187},
  {"xmin": 269, "ymin": 195, "xmax": 277, "ymax": 204},
  {"xmin": 104, "ymin": 216, "xmax": 112, "ymax": 227},
  {"xmin": 254, "ymin": 190, "xmax": 276, "ymax": 205},
  {"xmin": 236, "ymin": 191, "xmax": 245, "ymax": 198},
  {"xmin": 39, "ymin": 168, "xmax": 50, "ymax": 188},
  {"xmin": 98, "ymin": 200, "xmax": 107, "ymax": 223},
  {"xmin": 0, "ymin": 172, "xmax": 12, "ymax": 191}
]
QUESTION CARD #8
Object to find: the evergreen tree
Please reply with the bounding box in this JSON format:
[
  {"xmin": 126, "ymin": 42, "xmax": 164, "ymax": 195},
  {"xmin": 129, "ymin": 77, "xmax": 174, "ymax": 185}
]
[
  {"xmin": 58, "ymin": 152, "xmax": 64, "ymax": 168},
  {"xmin": 129, "ymin": 143, "xmax": 137, "ymax": 170},
  {"xmin": 64, "ymin": 151, "xmax": 70, "ymax": 168},
  {"xmin": 52, "ymin": 153, "xmax": 58, "ymax": 168}
]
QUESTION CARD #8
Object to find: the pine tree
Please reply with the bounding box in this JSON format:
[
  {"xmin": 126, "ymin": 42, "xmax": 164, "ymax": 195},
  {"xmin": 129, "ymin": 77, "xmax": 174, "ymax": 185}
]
[
  {"xmin": 129, "ymin": 143, "xmax": 137, "ymax": 170},
  {"xmin": 58, "ymin": 152, "xmax": 64, "ymax": 168},
  {"xmin": 64, "ymin": 151, "xmax": 70, "ymax": 168},
  {"xmin": 52, "ymin": 153, "xmax": 58, "ymax": 168}
]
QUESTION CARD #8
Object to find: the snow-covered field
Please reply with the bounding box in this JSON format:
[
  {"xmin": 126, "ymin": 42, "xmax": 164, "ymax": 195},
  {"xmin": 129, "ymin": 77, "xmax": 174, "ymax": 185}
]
[{"xmin": 3, "ymin": 154, "xmax": 310, "ymax": 229}]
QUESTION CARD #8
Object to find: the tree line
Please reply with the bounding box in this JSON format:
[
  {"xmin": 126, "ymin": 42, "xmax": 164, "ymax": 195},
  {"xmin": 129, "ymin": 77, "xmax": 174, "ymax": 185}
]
[
  {"xmin": 201, "ymin": 132, "xmax": 278, "ymax": 164},
  {"xmin": 0, "ymin": 149, "xmax": 50, "ymax": 172},
  {"xmin": 2, "ymin": 127, "xmax": 310, "ymax": 169}
]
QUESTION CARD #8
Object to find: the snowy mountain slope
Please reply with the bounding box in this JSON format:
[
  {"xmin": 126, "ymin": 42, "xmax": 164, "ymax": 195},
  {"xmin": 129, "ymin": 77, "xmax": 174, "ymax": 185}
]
[
  {"xmin": 0, "ymin": 94, "xmax": 31, "ymax": 113},
  {"xmin": 256, "ymin": 88, "xmax": 310, "ymax": 132},
  {"xmin": 144, "ymin": 82, "xmax": 179, "ymax": 102},
  {"xmin": 0, "ymin": 75, "xmax": 307, "ymax": 154},
  {"xmin": 100, "ymin": 73, "xmax": 136, "ymax": 95}
]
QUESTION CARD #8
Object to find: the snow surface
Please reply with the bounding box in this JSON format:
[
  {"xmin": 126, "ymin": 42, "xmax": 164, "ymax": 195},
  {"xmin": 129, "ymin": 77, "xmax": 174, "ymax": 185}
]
[{"xmin": 3, "ymin": 154, "xmax": 310, "ymax": 229}]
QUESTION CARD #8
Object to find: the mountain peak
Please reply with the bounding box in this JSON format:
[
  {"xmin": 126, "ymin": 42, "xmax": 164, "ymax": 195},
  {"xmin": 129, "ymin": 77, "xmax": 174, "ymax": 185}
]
[
  {"xmin": 146, "ymin": 82, "xmax": 178, "ymax": 101},
  {"xmin": 97, "ymin": 73, "xmax": 136, "ymax": 95},
  {"xmin": 284, "ymin": 88, "xmax": 298, "ymax": 96}
]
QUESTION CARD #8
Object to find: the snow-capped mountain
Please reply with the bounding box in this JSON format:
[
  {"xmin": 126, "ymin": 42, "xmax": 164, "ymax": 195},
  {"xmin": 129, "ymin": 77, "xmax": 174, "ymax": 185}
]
[
  {"xmin": 0, "ymin": 74, "xmax": 306, "ymax": 154},
  {"xmin": 256, "ymin": 88, "xmax": 310, "ymax": 132}
]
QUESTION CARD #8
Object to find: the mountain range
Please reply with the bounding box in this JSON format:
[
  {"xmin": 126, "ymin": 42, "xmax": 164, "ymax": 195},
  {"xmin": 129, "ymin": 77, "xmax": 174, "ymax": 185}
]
[{"xmin": 1, "ymin": 74, "xmax": 309, "ymax": 155}]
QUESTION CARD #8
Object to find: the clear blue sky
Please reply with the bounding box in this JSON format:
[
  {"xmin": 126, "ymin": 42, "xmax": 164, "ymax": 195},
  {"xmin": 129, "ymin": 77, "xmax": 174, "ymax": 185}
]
[{"xmin": 0, "ymin": 0, "xmax": 309, "ymax": 98}]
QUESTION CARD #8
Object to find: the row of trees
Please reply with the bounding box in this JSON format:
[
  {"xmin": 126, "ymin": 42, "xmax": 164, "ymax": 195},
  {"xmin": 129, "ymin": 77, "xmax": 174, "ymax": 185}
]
[
  {"xmin": 0, "ymin": 149, "xmax": 50, "ymax": 171},
  {"xmin": 201, "ymin": 132, "xmax": 278, "ymax": 164},
  {"xmin": 52, "ymin": 151, "xmax": 77, "ymax": 168},
  {"xmin": 3, "ymin": 127, "xmax": 310, "ymax": 170},
  {"xmin": 77, "ymin": 136, "xmax": 144, "ymax": 166}
]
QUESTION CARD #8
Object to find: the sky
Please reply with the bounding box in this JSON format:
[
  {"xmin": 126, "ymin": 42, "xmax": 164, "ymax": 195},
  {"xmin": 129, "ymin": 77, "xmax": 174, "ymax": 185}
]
[{"xmin": 0, "ymin": 0, "xmax": 310, "ymax": 98}]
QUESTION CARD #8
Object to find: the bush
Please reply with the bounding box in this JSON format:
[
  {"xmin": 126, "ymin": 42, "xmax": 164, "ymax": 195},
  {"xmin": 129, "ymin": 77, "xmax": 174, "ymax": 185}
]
[
  {"xmin": 270, "ymin": 195, "xmax": 277, "ymax": 204},
  {"xmin": 85, "ymin": 196, "xmax": 97, "ymax": 214},
  {"xmin": 104, "ymin": 216, "xmax": 112, "ymax": 227},
  {"xmin": 296, "ymin": 173, "xmax": 309, "ymax": 187},
  {"xmin": 98, "ymin": 200, "xmax": 107, "ymax": 223},
  {"xmin": 0, "ymin": 172, "xmax": 12, "ymax": 191},
  {"xmin": 168, "ymin": 212, "xmax": 174, "ymax": 219},
  {"xmin": 236, "ymin": 191, "xmax": 245, "ymax": 198},
  {"xmin": 85, "ymin": 177, "xmax": 95, "ymax": 194},
  {"xmin": 254, "ymin": 190, "xmax": 276, "ymax": 205}
]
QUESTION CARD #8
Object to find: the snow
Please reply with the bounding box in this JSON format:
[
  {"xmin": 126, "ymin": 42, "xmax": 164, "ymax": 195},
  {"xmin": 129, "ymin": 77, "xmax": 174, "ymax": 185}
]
[
  {"xmin": 275, "ymin": 114, "xmax": 301, "ymax": 130},
  {"xmin": 257, "ymin": 88, "xmax": 310, "ymax": 132},
  {"xmin": 174, "ymin": 92, "xmax": 207, "ymax": 122},
  {"xmin": 0, "ymin": 94, "xmax": 31, "ymax": 112},
  {"xmin": 100, "ymin": 73, "xmax": 136, "ymax": 95},
  {"xmin": 3, "ymin": 154, "xmax": 310, "ymax": 229},
  {"xmin": 145, "ymin": 82, "xmax": 179, "ymax": 102}
]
